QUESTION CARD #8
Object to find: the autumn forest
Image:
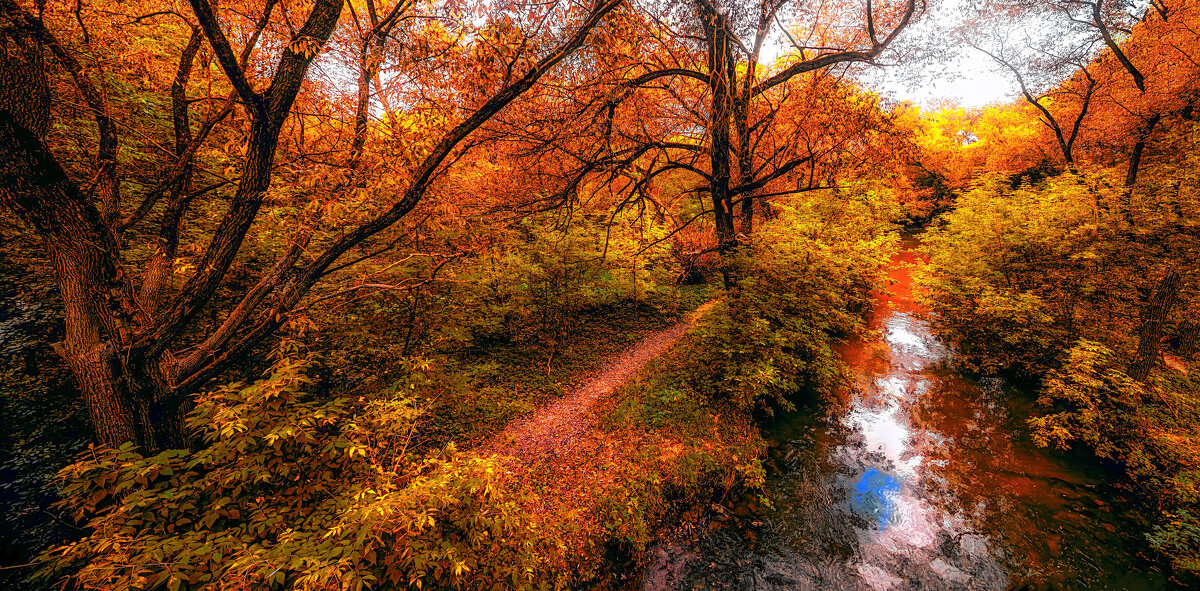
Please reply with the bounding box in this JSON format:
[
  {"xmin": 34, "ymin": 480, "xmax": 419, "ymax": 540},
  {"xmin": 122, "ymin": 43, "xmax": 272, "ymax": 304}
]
[{"xmin": 1, "ymin": 0, "xmax": 1198, "ymax": 588}]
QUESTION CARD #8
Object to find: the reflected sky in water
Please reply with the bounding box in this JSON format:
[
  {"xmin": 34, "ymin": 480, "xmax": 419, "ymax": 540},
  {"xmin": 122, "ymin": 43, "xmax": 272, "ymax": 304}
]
[
  {"xmin": 853, "ymin": 468, "xmax": 901, "ymax": 531},
  {"xmin": 642, "ymin": 236, "xmax": 1171, "ymax": 591}
]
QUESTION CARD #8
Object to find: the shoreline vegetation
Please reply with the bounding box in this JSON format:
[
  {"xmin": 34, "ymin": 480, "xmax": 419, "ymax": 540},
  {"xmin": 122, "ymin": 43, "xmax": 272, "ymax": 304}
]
[{"xmin": 2, "ymin": 0, "xmax": 1199, "ymax": 588}]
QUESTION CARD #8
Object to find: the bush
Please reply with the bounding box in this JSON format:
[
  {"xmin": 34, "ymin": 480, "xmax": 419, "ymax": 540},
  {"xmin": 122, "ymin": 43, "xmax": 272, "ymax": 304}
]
[
  {"xmin": 694, "ymin": 185, "xmax": 897, "ymax": 412},
  {"xmin": 915, "ymin": 172, "xmax": 1104, "ymax": 376},
  {"xmin": 1029, "ymin": 340, "xmax": 1200, "ymax": 572},
  {"xmin": 39, "ymin": 355, "xmax": 548, "ymax": 591}
]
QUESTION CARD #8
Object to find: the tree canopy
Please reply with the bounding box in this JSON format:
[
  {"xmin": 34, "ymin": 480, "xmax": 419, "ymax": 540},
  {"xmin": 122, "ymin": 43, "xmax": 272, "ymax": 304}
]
[{"xmin": 4, "ymin": 0, "xmax": 1200, "ymax": 588}]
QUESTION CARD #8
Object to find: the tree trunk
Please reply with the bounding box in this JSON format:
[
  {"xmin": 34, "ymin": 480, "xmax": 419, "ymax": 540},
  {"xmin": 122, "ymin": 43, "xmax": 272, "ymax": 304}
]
[
  {"xmin": 1124, "ymin": 114, "xmax": 1161, "ymax": 188},
  {"xmin": 0, "ymin": 111, "xmax": 186, "ymax": 450},
  {"xmin": 734, "ymin": 90, "xmax": 754, "ymax": 236},
  {"xmin": 1128, "ymin": 269, "xmax": 1180, "ymax": 382},
  {"xmin": 1, "ymin": 15, "xmax": 183, "ymax": 449},
  {"xmin": 700, "ymin": 2, "xmax": 736, "ymax": 287},
  {"xmin": 62, "ymin": 344, "xmax": 140, "ymax": 447},
  {"xmin": 2, "ymin": 0, "xmax": 614, "ymax": 453},
  {"xmin": 62, "ymin": 344, "xmax": 185, "ymax": 450},
  {"xmin": 1179, "ymin": 320, "xmax": 1197, "ymax": 360},
  {"xmin": 350, "ymin": 31, "xmax": 385, "ymax": 170},
  {"xmin": 735, "ymin": 132, "xmax": 755, "ymax": 236}
]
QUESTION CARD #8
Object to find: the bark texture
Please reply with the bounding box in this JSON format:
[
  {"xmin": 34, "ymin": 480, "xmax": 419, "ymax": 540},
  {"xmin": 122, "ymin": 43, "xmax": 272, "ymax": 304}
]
[
  {"xmin": 1129, "ymin": 269, "xmax": 1180, "ymax": 382},
  {"xmin": 0, "ymin": 6, "xmax": 50, "ymax": 135},
  {"xmin": 1178, "ymin": 319, "xmax": 1197, "ymax": 360}
]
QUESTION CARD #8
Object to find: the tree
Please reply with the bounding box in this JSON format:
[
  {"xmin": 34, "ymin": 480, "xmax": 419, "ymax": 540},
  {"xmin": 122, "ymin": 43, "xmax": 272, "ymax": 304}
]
[
  {"xmin": 963, "ymin": 8, "xmax": 1099, "ymax": 166},
  {"xmin": 528, "ymin": 0, "xmax": 918, "ymax": 286},
  {"xmin": 962, "ymin": 0, "xmax": 1200, "ymax": 378},
  {"xmin": 0, "ymin": 0, "xmax": 624, "ymax": 451}
]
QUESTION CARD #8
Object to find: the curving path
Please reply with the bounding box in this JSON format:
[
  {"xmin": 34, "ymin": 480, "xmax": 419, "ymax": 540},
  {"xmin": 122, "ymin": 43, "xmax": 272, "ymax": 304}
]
[{"xmin": 486, "ymin": 299, "xmax": 719, "ymax": 464}]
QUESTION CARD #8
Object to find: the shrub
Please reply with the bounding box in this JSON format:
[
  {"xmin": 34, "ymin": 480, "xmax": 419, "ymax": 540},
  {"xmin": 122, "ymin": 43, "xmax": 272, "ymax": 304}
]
[{"xmin": 39, "ymin": 356, "xmax": 548, "ymax": 591}]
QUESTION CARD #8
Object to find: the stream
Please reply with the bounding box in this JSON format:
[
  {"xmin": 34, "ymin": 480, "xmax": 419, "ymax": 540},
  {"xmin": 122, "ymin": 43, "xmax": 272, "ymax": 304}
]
[{"xmin": 642, "ymin": 235, "xmax": 1172, "ymax": 590}]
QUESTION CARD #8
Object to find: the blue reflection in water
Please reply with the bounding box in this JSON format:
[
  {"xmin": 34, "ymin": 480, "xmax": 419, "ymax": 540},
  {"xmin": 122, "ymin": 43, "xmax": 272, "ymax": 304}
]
[{"xmin": 852, "ymin": 468, "xmax": 901, "ymax": 531}]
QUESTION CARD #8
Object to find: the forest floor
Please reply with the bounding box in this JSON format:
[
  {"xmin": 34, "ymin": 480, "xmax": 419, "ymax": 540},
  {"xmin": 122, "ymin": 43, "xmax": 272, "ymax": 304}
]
[{"xmin": 486, "ymin": 299, "xmax": 719, "ymax": 465}]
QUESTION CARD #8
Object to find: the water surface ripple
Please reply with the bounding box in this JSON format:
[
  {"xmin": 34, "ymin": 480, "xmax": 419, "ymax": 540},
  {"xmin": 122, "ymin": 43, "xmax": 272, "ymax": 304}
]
[{"xmin": 642, "ymin": 236, "xmax": 1169, "ymax": 591}]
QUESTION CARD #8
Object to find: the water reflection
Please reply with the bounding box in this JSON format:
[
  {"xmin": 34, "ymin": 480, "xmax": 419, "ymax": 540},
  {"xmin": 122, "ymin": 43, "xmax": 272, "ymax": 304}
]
[
  {"xmin": 641, "ymin": 236, "xmax": 1170, "ymax": 591},
  {"xmin": 852, "ymin": 468, "xmax": 901, "ymax": 531}
]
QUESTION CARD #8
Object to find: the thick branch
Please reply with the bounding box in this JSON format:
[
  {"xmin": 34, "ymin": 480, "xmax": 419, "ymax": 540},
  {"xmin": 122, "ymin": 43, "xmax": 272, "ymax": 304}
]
[
  {"xmin": 296, "ymin": 0, "xmax": 626, "ymax": 288},
  {"xmin": 2, "ymin": 0, "xmax": 120, "ymax": 221},
  {"xmin": 1093, "ymin": 0, "xmax": 1145, "ymax": 92},
  {"xmin": 143, "ymin": 0, "xmax": 344, "ymax": 358},
  {"xmin": 974, "ymin": 42, "xmax": 1075, "ymax": 164},
  {"xmin": 188, "ymin": 0, "xmax": 263, "ymax": 114},
  {"xmin": 730, "ymin": 153, "xmax": 815, "ymax": 196}
]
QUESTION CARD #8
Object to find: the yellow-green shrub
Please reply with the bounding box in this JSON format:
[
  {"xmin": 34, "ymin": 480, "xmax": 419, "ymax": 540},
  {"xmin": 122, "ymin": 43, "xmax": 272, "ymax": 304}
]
[{"xmin": 39, "ymin": 357, "xmax": 548, "ymax": 591}]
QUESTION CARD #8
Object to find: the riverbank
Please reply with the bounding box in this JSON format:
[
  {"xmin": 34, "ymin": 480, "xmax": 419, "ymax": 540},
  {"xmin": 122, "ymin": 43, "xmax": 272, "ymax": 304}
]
[
  {"xmin": 13, "ymin": 192, "xmax": 898, "ymax": 590},
  {"xmin": 639, "ymin": 236, "xmax": 1176, "ymax": 590},
  {"xmin": 916, "ymin": 172, "xmax": 1200, "ymax": 583}
]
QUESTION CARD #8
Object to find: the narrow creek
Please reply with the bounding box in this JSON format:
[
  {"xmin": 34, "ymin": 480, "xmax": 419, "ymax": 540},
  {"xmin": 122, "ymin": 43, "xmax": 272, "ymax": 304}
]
[{"xmin": 643, "ymin": 235, "xmax": 1171, "ymax": 590}]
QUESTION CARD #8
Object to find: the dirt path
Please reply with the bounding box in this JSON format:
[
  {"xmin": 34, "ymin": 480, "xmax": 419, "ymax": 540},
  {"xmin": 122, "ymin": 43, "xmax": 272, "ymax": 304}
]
[{"xmin": 486, "ymin": 299, "xmax": 719, "ymax": 464}]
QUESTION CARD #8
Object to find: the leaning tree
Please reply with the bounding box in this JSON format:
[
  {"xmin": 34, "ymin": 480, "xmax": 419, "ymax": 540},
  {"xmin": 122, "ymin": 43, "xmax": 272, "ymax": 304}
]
[{"xmin": 0, "ymin": 0, "xmax": 624, "ymax": 451}]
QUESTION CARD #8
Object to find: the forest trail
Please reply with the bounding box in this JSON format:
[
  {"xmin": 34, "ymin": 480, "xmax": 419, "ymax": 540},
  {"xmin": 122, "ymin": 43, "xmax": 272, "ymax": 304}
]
[{"xmin": 487, "ymin": 299, "xmax": 719, "ymax": 464}]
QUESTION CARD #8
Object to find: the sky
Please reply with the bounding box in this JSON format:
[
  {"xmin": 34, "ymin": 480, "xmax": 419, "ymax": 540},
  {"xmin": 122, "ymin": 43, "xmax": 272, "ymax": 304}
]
[
  {"xmin": 866, "ymin": 52, "xmax": 1022, "ymax": 109},
  {"xmin": 756, "ymin": 0, "xmax": 1025, "ymax": 110},
  {"xmin": 862, "ymin": 0, "xmax": 1024, "ymax": 109}
]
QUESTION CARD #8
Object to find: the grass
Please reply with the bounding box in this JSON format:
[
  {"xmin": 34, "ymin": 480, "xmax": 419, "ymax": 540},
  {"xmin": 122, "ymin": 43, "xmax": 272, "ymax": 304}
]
[{"xmin": 421, "ymin": 284, "xmax": 716, "ymax": 447}]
